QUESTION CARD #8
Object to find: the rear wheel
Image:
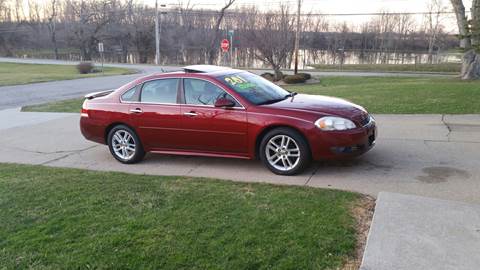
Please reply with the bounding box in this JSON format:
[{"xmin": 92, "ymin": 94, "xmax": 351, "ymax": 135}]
[
  {"xmin": 107, "ymin": 125, "xmax": 145, "ymax": 164},
  {"xmin": 259, "ymin": 128, "xmax": 311, "ymax": 175}
]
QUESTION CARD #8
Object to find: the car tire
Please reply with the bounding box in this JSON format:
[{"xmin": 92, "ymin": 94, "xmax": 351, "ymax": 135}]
[
  {"xmin": 259, "ymin": 127, "xmax": 311, "ymax": 175},
  {"xmin": 107, "ymin": 125, "xmax": 145, "ymax": 164}
]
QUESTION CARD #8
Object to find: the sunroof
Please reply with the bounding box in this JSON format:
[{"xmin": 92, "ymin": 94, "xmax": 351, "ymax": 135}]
[{"xmin": 182, "ymin": 65, "xmax": 231, "ymax": 73}]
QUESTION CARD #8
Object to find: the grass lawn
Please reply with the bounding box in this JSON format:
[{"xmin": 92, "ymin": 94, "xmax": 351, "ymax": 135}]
[
  {"xmin": 22, "ymin": 98, "xmax": 85, "ymax": 113},
  {"xmin": 310, "ymin": 63, "xmax": 461, "ymax": 73},
  {"xmin": 0, "ymin": 163, "xmax": 361, "ymax": 269},
  {"xmin": 0, "ymin": 62, "xmax": 134, "ymax": 86},
  {"xmin": 285, "ymin": 76, "xmax": 480, "ymax": 114},
  {"xmin": 23, "ymin": 76, "xmax": 480, "ymax": 114}
]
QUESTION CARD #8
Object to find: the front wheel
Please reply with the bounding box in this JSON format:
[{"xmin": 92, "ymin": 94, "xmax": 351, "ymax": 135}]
[
  {"xmin": 259, "ymin": 128, "xmax": 311, "ymax": 175},
  {"xmin": 107, "ymin": 125, "xmax": 145, "ymax": 164}
]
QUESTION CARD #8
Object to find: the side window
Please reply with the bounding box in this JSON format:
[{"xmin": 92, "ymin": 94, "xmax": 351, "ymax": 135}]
[
  {"xmin": 183, "ymin": 79, "xmax": 239, "ymax": 107},
  {"xmin": 121, "ymin": 85, "xmax": 141, "ymax": 102},
  {"xmin": 141, "ymin": 79, "xmax": 179, "ymax": 104}
]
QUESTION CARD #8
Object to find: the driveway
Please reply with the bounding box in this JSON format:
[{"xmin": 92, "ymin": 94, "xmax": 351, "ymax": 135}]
[
  {"xmin": 0, "ymin": 57, "xmax": 455, "ymax": 110},
  {"xmin": 1, "ymin": 108, "xmax": 479, "ymax": 203},
  {"xmin": 361, "ymin": 192, "xmax": 480, "ymax": 270}
]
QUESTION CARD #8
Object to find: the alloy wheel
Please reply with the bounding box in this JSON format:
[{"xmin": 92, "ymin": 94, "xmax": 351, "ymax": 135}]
[
  {"xmin": 265, "ymin": 135, "xmax": 301, "ymax": 172},
  {"xmin": 111, "ymin": 129, "xmax": 136, "ymax": 160}
]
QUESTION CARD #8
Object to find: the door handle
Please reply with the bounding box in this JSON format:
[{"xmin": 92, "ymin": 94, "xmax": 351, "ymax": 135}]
[
  {"xmin": 129, "ymin": 108, "xmax": 142, "ymax": 114},
  {"xmin": 183, "ymin": 111, "xmax": 198, "ymax": 117}
]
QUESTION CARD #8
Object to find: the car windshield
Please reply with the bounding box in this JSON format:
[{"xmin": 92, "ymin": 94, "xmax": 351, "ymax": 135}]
[{"xmin": 217, "ymin": 72, "xmax": 292, "ymax": 105}]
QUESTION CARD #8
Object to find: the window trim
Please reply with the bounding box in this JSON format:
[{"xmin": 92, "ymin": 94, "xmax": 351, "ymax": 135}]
[
  {"xmin": 119, "ymin": 76, "xmax": 245, "ymax": 110},
  {"xmin": 181, "ymin": 77, "xmax": 245, "ymax": 110},
  {"xmin": 120, "ymin": 78, "xmax": 181, "ymax": 105},
  {"xmin": 139, "ymin": 78, "xmax": 181, "ymax": 105},
  {"xmin": 119, "ymin": 84, "xmax": 141, "ymax": 103}
]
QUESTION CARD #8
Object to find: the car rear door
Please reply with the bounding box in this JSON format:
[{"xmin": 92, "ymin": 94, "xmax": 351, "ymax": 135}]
[
  {"xmin": 129, "ymin": 78, "xmax": 183, "ymax": 150},
  {"xmin": 178, "ymin": 78, "xmax": 248, "ymax": 155}
]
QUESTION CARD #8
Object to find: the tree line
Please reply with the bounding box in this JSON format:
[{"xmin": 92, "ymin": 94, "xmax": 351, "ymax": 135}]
[{"xmin": 0, "ymin": 0, "xmax": 465, "ymax": 78}]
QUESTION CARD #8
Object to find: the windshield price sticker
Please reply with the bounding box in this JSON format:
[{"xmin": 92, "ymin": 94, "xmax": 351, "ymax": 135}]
[
  {"xmin": 224, "ymin": 75, "xmax": 247, "ymax": 85},
  {"xmin": 224, "ymin": 75, "xmax": 256, "ymax": 90}
]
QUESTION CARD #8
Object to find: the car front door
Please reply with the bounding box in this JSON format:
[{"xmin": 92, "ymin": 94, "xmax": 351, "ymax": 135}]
[
  {"xmin": 129, "ymin": 78, "xmax": 182, "ymax": 150},
  {"xmin": 179, "ymin": 78, "xmax": 248, "ymax": 155}
]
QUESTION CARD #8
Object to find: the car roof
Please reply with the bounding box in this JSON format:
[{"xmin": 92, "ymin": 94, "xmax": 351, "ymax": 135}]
[{"xmin": 131, "ymin": 65, "xmax": 245, "ymax": 85}]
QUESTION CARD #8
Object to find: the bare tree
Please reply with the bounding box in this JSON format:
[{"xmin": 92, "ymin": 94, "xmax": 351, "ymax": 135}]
[
  {"xmin": 425, "ymin": 0, "xmax": 447, "ymax": 64},
  {"xmin": 0, "ymin": 0, "xmax": 12, "ymax": 21},
  {"xmin": 207, "ymin": 0, "xmax": 235, "ymax": 64},
  {"xmin": 46, "ymin": 0, "xmax": 59, "ymax": 59},
  {"xmin": 129, "ymin": 4, "xmax": 155, "ymax": 63},
  {"xmin": 397, "ymin": 14, "xmax": 415, "ymax": 63},
  {"xmin": 450, "ymin": 0, "xmax": 480, "ymax": 79},
  {"xmin": 244, "ymin": 6, "xmax": 295, "ymax": 80},
  {"xmin": 66, "ymin": 0, "xmax": 114, "ymax": 60}
]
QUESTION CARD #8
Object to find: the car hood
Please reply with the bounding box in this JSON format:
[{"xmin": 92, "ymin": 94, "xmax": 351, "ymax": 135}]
[{"xmin": 264, "ymin": 94, "xmax": 369, "ymax": 123}]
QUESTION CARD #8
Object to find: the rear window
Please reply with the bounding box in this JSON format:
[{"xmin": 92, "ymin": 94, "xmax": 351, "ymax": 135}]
[{"xmin": 121, "ymin": 85, "xmax": 141, "ymax": 102}]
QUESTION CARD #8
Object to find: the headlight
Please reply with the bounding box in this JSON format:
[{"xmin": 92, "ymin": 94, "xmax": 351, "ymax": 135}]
[{"xmin": 315, "ymin": 116, "xmax": 356, "ymax": 131}]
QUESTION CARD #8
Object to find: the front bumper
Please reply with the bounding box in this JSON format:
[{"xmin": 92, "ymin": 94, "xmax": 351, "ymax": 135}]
[{"xmin": 309, "ymin": 119, "xmax": 377, "ymax": 160}]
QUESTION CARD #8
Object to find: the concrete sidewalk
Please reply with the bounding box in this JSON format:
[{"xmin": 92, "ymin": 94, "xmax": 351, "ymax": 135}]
[
  {"xmin": 1, "ymin": 110, "xmax": 480, "ymax": 203},
  {"xmin": 361, "ymin": 192, "xmax": 480, "ymax": 270}
]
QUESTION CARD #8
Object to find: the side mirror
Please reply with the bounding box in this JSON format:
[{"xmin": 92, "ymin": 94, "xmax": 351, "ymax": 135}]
[{"xmin": 214, "ymin": 98, "xmax": 235, "ymax": 108}]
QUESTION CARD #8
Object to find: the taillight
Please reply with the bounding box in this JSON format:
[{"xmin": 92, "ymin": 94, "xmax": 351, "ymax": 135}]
[{"xmin": 81, "ymin": 100, "xmax": 89, "ymax": 117}]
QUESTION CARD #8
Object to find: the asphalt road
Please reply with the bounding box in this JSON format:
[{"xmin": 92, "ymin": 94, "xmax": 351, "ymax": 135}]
[
  {"xmin": 0, "ymin": 57, "xmax": 455, "ymax": 110},
  {"xmin": 0, "ymin": 58, "xmax": 172, "ymax": 110},
  {"xmin": 1, "ymin": 109, "xmax": 479, "ymax": 203}
]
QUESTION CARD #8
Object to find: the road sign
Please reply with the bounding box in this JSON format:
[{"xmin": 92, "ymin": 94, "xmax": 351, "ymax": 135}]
[
  {"xmin": 98, "ymin": 42, "xmax": 104, "ymax": 74},
  {"xmin": 220, "ymin": 39, "xmax": 230, "ymax": 52}
]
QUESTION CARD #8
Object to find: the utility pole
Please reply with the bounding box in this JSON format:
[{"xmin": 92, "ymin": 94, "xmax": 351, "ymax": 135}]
[
  {"xmin": 155, "ymin": 0, "xmax": 160, "ymax": 65},
  {"xmin": 293, "ymin": 0, "xmax": 302, "ymax": 74},
  {"xmin": 155, "ymin": 2, "xmax": 167, "ymax": 65}
]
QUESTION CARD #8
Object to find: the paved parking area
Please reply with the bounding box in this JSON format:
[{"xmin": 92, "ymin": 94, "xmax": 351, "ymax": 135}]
[{"xmin": 1, "ymin": 109, "xmax": 480, "ymax": 203}]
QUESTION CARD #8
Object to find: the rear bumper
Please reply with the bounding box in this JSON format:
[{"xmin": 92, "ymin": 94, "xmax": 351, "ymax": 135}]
[
  {"xmin": 80, "ymin": 116, "xmax": 106, "ymax": 145},
  {"xmin": 309, "ymin": 120, "xmax": 377, "ymax": 160}
]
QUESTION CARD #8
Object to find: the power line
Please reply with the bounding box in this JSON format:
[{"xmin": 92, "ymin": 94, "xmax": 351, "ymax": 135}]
[
  {"xmin": 299, "ymin": 11, "xmax": 462, "ymax": 16},
  {"xmin": 160, "ymin": 0, "xmax": 468, "ymax": 17},
  {"xmin": 162, "ymin": 9, "xmax": 463, "ymax": 17}
]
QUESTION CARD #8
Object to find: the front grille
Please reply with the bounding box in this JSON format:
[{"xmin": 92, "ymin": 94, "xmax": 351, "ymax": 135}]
[{"xmin": 331, "ymin": 145, "xmax": 366, "ymax": 154}]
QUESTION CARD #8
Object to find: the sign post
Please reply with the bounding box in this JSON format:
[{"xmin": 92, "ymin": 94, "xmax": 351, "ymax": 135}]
[
  {"xmin": 220, "ymin": 39, "xmax": 230, "ymax": 67},
  {"xmin": 98, "ymin": 42, "xmax": 104, "ymax": 74},
  {"xmin": 228, "ymin": 30, "xmax": 234, "ymax": 67}
]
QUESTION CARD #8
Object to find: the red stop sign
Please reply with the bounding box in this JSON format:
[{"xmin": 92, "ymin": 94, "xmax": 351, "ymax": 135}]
[{"xmin": 220, "ymin": 39, "xmax": 230, "ymax": 52}]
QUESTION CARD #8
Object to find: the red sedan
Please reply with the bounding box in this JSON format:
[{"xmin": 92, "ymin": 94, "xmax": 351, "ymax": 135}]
[{"xmin": 80, "ymin": 65, "xmax": 376, "ymax": 175}]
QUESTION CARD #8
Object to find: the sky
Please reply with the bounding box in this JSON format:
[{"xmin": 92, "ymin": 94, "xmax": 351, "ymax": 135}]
[{"xmin": 150, "ymin": 0, "xmax": 473, "ymax": 32}]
